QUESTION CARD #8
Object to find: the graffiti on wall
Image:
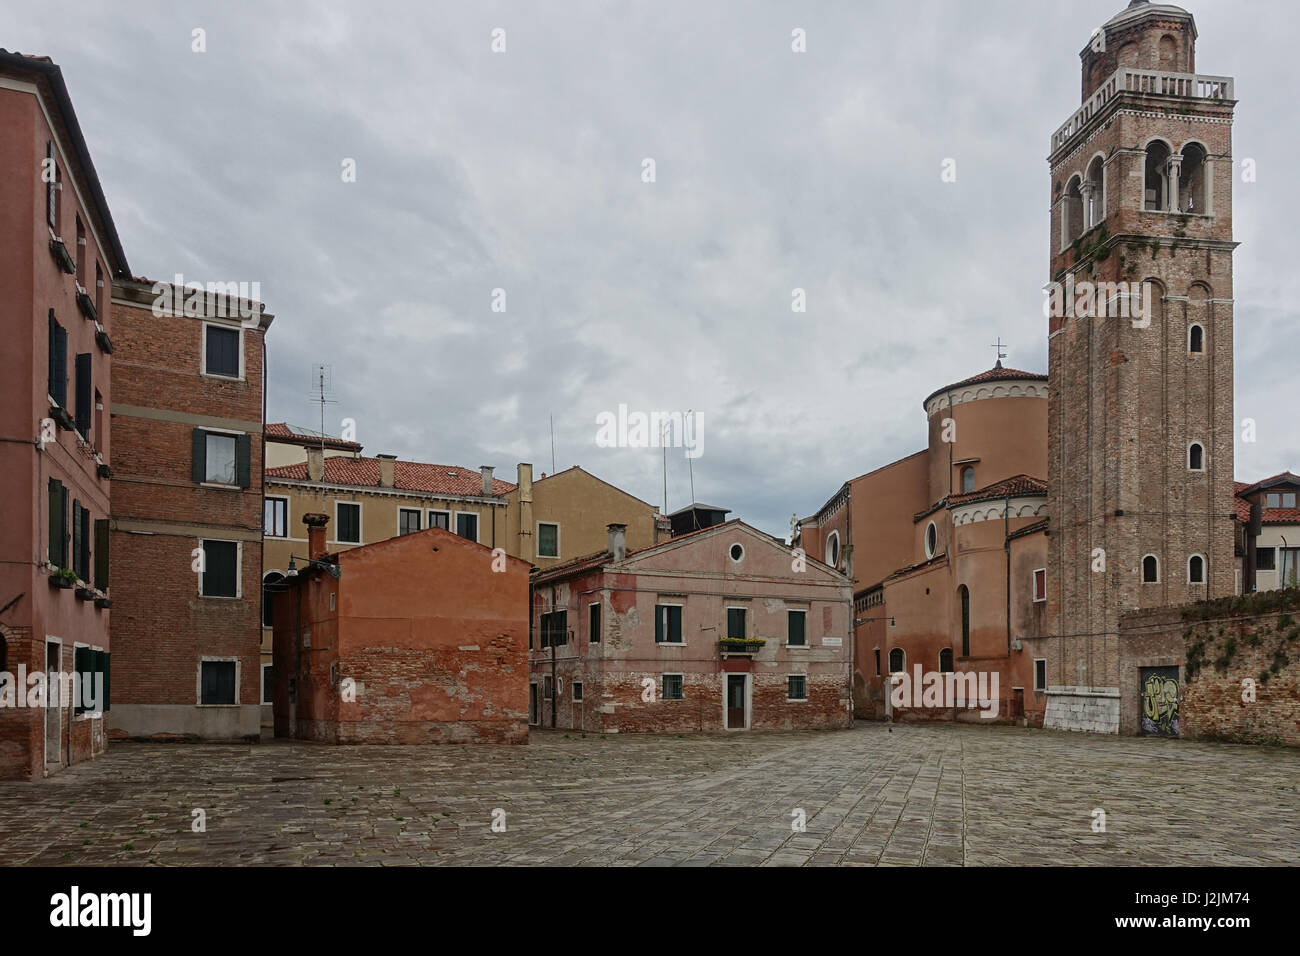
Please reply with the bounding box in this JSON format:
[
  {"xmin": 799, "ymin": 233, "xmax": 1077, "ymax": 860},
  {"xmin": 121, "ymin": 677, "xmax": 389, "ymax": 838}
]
[{"xmin": 1139, "ymin": 666, "xmax": 1180, "ymax": 737}]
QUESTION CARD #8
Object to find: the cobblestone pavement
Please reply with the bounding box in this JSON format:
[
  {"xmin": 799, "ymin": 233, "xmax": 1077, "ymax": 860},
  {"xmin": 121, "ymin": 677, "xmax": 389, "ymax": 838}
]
[{"xmin": 1, "ymin": 722, "xmax": 1296, "ymax": 866}]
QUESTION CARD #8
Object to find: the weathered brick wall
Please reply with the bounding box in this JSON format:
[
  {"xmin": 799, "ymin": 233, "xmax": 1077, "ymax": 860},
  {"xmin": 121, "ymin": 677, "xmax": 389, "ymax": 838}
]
[{"xmin": 1119, "ymin": 589, "xmax": 1300, "ymax": 745}]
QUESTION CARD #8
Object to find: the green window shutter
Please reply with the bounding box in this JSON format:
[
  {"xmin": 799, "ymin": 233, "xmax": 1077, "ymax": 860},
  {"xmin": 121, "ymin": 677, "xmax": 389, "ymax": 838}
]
[
  {"xmin": 48, "ymin": 478, "xmax": 61, "ymax": 564},
  {"xmin": 74, "ymin": 353, "xmax": 92, "ymax": 436},
  {"xmin": 73, "ymin": 645, "xmax": 91, "ymax": 714},
  {"xmin": 236, "ymin": 433, "xmax": 252, "ymax": 488},
  {"xmin": 71, "ymin": 501, "xmax": 82, "ymax": 577},
  {"xmin": 94, "ymin": 519, "xmax": 109, "ymax": 589},
  {"xmin": 789, "ymin": 610, "xmax": 805, "ymax": 646},
  {"xmin": 655, "ymin": 605, "xmax": 664, "ymax": 643},
  {"xmin": 192, "ymin": 428, "xmax": 207, "ymax": 483},
  {"xmin": 57, "ymin": 484, "xmax": 69, "ymax": 568},
  {"xmin": 102, "ymin": 652, "xmax": 110, "ymax": 711},
  {"xmin": 80, "ymin": 506, "xmax": 91, "ymax": 580},
  {"xmin": 49, "ymin": 319, "xmax": 68, "ymax": 408}
]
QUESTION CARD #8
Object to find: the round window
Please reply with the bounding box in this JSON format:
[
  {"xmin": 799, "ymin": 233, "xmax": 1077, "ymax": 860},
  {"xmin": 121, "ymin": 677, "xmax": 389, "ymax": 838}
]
[
  {"xmin": 925, "ymin": 522, "xmax": 937, "ymax": 559},
  {"xmin": 826, "ymin": 532, "xmax": 840, "ymax": 568},
  {"xmin": 729, "ymin": 543, "xmax": 744, "ymax": 562}
]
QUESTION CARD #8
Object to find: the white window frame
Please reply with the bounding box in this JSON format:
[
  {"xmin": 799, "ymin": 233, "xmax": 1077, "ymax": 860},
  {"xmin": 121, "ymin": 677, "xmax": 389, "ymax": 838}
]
[
  {"xmin": 455, "ymin": 510, "xmax": 480, "ymax": 542},
  {"xmin": 427, "ymin": 509, "xmax": 450, "ymax": 532},
  {"xmin": 786, "ymin": 674, "xmax": 808, "ymax": 702},
  {"xmin": 543, "ymin": 675, "xmax": 553, "ymax": 699},
  {"xmin": 536, "ymin": 520, "xmax": 561, "ymax": 558},
  {"xmin": 197, "ymin": 655, "xmax": 241, "ymax": 707},
  {"xmin": 264, "ymin": 495, "xmax": 289, "ymax": 538},
  {"xmin": 198, "ymin": 538, "xmax": 243, "ymax": 599},
  {"xmin": 201, "ymin": 427, "xmax": 242, "ymax": 488},
  {"xmin": 655, "ymin": 602, "xmax": 685, "ymax": 646},
  {"xmin": 572, "ymin": 681, "xmax": 583, "ymax": 702},
  {"xmin": 1188, "ymin": 553, "xmax": 1207, "ymax": 584},
  {"xmin": 728, "ymin": 542, "xmax": 745, "ymax": 564},
  {"xmin": 1033, "ymin": 658, "xmax": 1047, "ymax": 693},
  {"xmin": 661, "ymin": 672, "xmax": 685, "ymax": 701},
  {"xmin": 335, "ymin": 501, "xmax": 363, "ymax": 544},
  {"xmin": 397, "ymin": 507, "xmax": 422, "ymax": 536},
  {"xmin": 925, "ymin": 521, "xmax": 938, "ymax": 559},
  {"xmin": 260, "ymin": 662, "xmax": 273, "ymax": 705},
  {"xmin": 71, "ymin": 640, "xmax": 104, "ymax": 720},
  {"xmin": 786, "ymin": 607, "xmax": 808, "ymax": 647},
  {"xmin": 200, "ymin": 321, "xmax": 245, "ymax": 381},
  {"xmin": 825, "ymin": 531, "xmax": 840, "ymax": 568},
  {"xmin": 1032, "ymin": 567, "xmax": 1047, "ymax": 603}
]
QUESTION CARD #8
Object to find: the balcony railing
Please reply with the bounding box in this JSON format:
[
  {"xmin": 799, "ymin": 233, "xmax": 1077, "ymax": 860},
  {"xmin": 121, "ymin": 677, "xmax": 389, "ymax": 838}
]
[{"xmin": 1051, "ymin": 67, "xmax": 1235, "ymax": 154}]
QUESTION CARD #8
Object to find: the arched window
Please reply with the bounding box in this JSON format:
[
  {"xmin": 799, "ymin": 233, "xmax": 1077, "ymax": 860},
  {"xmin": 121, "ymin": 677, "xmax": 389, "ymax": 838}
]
[
  {"xmin": 1189, "ymin": 324, "xmax": 1204, "ymax": 353},
  {"xmin": 939, "ymin": 648, "xmax": 953, "ymax": 673},
  {"xmin": 1158, "ymin": 35, "xmax": 1177, "ymax": 71},
  {"xmin": 1145, "ymin": 141, "xmax": 1172, "ymax": 211},
  {"xmin": 1188, "ymin": 442, "xmax": 1204, "ymax": 471},
  {"xmin": 1085, "ymin": 154, "xmax": 1105, "ymax": 228},
  {"xmin": 958, "ymin": 585, "xmax": 970, "ymax": 657},
  {"xmin": 825, "ymin": 531, "xmax": 840, "ymax": 569},
  {"xmin": 1143, "ymin": 555, "xmax": 1159, "ymax": 583},
  {"xmin": 1180, "ymin": 143, "xmax": 1208, "ymax": 214},
  {"xmin": 1188, "ymin": 554, "xmax": 1205, "ymax": 584},
  {"xmin": 961, "ymin": 466, "xmax": 975, "ymax": 494},
  {"xmin": 925, "ymin": 522, "xmax": 938, "ymax": 559},
  {"xmin": 888, "ymin": 648, "xmax": 905, "ymax": 674},
  {"xmin": 1065, "ymin": 175, "xmax": 1085, "ymax": 244},
  {"xmin": 263, "ymin": 571, "xmax": 285, "ymax": 628}
]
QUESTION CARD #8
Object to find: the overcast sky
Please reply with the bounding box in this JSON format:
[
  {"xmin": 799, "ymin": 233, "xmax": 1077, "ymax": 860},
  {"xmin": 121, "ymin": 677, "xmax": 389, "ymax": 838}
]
[{"xmin": 8, "ymin": 0, "xmax": 1297, "ymax": 538}]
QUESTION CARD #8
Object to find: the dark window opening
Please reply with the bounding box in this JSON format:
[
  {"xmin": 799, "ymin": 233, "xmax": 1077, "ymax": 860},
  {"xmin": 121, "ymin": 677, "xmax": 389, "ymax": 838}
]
[
  {"xmin": 589, "ymin": 602, "xmax": 601, "ymax": 643},
  {"xmin": 726, "ymin": 607, "xmax": 746, "ymax": 640},
  {"xmin": 787, "ymin": 609, "xmax": 806, "ymax": 646},
  {"xmin": 1143, "ymin": 555, "xmax": 1159, "ymax": 583},
  {"xmin": 337, "ymin": 503, "xmax": 361, "ymax": 543},
  {"xmin": 456, "ymin": 512, "xmax": 478, "ymax": 540},
  {"xmin": 888, "ymin": 648, "xmax": 904, "ymax": 673},
  {"xmin": 204, "ymin": 325, "xmax": 240, "ymax": 377},
  {"xmin": 959, "ymin": 585, "xmax": 970, "ymax": 657},
  {"xmin": 201, "ymin": 540, "xmax": 239, "ymax": 597},
  {"xmin": 788, "ymin": 675, "xmax": 807, "ymax": 700},
  {"xmin": 655, "ymin": 605, "xmax": 683, "ymax": 644},
  {"xmin": 200, "ymin": 660, "xmax": 237, "ymax": 705}
]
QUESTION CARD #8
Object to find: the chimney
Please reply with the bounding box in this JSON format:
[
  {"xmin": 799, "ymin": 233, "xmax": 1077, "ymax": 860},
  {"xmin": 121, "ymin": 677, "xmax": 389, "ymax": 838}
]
[
  {"xmin": 480, "ymin": 465, "xmax": 494, "ymax": 496},
  {"xmin": 303, "ymin": 513, "xmax": 330, "ymax": 561},
  {"xmin": 607, "ymin": 523, "xmax": 627, "ymax": 562},
  {"xmin": 306, "ymin": 446, "xmax": 324, "ymax": 482},
  {"xmin": 377, "ymin": 454, "xmax": 396, "ymax": 488}
]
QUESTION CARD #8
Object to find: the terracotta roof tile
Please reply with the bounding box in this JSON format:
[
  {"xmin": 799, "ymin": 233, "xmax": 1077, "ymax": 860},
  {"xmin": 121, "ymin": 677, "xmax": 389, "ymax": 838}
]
[
  {"xmin": 266, "ymin": 456, "xmax": 516, "ymax": 497},
  {"xmin": 948, "ymin": 474, "xmax": 1048, "ymax": 506},
  {"xmin": 265, "ymin": 422, "xmax": 363, "ymax": 453},
  {"xmin": 923, "ymin": 364, "xmax": 1047, "ymax": 409}
]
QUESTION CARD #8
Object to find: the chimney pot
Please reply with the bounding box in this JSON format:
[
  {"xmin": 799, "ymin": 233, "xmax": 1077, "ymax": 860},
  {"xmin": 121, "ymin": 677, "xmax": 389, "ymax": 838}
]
[
  {"xmin": 303, "ymin": 513, "xmax": 330, "ymax": 561},
  {"xmin": 607, "ymin": 523, "xmax": 628, "ymax": 562}
]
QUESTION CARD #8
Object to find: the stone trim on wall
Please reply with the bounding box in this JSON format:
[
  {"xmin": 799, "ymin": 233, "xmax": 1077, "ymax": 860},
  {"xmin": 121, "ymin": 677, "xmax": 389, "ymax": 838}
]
[{"xmin": 924, "ymin": 381, "xmax": 1048, "ymax": 418}]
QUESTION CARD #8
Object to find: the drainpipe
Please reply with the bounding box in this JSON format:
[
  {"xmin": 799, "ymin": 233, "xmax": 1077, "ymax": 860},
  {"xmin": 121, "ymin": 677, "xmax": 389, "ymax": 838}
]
[{"xmin": 1004, "ymin": 493, "xmax": 1012, "ymax": 656}]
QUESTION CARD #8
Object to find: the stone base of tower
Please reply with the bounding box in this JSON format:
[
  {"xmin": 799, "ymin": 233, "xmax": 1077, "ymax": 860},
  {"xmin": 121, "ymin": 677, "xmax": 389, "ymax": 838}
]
[{"xmin": 1042, "ymin": 686, "xmax": 1120, "ymax": 734}]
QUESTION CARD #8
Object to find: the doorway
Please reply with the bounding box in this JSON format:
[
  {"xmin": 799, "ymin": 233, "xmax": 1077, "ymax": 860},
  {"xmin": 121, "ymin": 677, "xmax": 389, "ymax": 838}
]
[
  {"xmin": 45, "ymin": 641, "xmax": 61, "ymax": 768},
  {"xmin": 725, "ymin": 674, "xmax": 748, "ymax": 730},
  {"xmin": 529, "ymin": 683, "xmax": 539, "ymax": 725}
]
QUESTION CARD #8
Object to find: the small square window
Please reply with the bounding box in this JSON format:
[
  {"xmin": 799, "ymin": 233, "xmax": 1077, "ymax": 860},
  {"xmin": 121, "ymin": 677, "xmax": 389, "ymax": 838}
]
[
  {"xmin": 787, "ymin": 675, "xmax": 807, "ymax": 700},
  {"xmin": 1256, "ymin": 547, "xmax": 1276, "ymax": 571},
  {"xmin": 572, "ymin": 681, "xmax": 583, "ymax": 702},
  {"xmin": 428, "ymin": 510, "xmax": 450, "ymax": 531},
  {"xmin": 538, "ymin": 522, "xmax": 559, "ymax": 558},
  {"xmin": 204, "ymin": 325, "xmax": 240, "ymax": 378},
  {"xmin": 1284, "ymin": 493, "xmax": 1298, "ymax": 509},
  {"xmin": 662, "ymin": 674, "xmax": 684, "ymax": 700},
  {"xmin": 205, "ymin": 433, "xmax": 237, "ymax": 484},
  {"xmin": 399, "ymin": 508, "xmax": 421, "ymax": 535},
  {"xmin": 456, "ymin": 512, "xmax": 478, "ymax": 541},
  {"xmin": 201, "ymin": 660, "xmax": 237, "ymax": 704},
  {"xmin": 655, "ymin": 605, "xmax": 683, "ymax": 643}
]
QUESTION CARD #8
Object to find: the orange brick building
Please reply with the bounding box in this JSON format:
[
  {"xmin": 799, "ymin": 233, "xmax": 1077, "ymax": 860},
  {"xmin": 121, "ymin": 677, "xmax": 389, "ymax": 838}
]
[
  {"xmin": 272, "ymin": 516, "xmax": 530, "ymax": 744},
  {"xmin": 0, "ymin": 51, "xmax": 127, "ymax": 777},
  {"xmin": 107, "ymin": 278, "xmax": 272, "ymax": 741}
]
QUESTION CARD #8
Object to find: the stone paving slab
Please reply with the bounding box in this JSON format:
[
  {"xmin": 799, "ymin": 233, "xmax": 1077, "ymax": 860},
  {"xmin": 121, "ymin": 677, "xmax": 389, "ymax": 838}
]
[{"xmin": 0, "ymin": 722, "xmax": 1295, "ymax": 866}]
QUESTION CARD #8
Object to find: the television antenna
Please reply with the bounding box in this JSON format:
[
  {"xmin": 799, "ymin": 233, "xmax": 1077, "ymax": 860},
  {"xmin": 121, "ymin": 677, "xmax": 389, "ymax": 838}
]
[{"xmin": 309, "ymin": 363, "xmax": 338, "ymax": 500}]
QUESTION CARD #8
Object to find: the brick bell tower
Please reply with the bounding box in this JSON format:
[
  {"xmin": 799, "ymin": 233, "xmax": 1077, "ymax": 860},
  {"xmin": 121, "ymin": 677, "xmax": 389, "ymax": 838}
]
[{"xmin": 1041, "ymin": 1, "xmax": 1237, "ymax": 730}]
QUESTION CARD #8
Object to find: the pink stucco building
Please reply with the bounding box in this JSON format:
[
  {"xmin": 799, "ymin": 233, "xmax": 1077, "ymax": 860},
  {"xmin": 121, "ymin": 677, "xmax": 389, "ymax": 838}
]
[{"xmin": 530, "ymin": 521, "xmax": 854, "ymax": 733}]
